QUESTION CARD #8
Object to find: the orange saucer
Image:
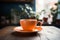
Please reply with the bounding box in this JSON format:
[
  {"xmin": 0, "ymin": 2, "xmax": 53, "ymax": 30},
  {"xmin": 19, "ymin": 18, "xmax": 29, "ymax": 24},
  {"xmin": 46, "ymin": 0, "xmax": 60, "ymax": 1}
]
[{"xmin": 13, "ymin": 26, "xmax": 42, "ymax": 33}]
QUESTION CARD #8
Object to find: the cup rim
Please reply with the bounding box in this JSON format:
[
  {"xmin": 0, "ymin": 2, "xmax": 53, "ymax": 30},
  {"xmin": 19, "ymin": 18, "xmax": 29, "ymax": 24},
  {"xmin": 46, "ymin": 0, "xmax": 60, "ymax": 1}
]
[{"xmin": 20, "ymin": 19, "xmax": 37, "ymax": 21}]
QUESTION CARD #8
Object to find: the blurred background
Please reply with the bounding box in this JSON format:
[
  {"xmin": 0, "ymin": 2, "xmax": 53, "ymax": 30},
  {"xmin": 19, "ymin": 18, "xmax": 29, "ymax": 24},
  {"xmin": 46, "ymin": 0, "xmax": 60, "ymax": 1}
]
[{"xmin": 0, "ymin": 0, "xmax": 60, "ymax": 29}]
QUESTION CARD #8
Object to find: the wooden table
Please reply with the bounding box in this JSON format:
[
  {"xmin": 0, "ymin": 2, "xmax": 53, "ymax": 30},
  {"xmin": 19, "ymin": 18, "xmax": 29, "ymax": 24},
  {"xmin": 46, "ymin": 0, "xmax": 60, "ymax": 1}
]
[{"xmin": 0, "ymin": 26, "xmax": 60, "ymax": 40}]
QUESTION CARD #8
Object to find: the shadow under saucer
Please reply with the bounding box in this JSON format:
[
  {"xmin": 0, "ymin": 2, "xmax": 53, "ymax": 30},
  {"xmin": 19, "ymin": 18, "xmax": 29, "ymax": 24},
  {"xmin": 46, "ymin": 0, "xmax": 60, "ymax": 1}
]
[{"xmin": 11, "ymin": 31, "xmax": 40, "ymax": 37}]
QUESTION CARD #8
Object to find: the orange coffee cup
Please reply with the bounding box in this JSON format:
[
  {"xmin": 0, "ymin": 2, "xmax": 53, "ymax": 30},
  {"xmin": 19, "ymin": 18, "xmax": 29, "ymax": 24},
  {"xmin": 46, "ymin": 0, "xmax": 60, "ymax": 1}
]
[{"xmin": 20, "ymin": 19, "xmax": 42, "ymax": 31}]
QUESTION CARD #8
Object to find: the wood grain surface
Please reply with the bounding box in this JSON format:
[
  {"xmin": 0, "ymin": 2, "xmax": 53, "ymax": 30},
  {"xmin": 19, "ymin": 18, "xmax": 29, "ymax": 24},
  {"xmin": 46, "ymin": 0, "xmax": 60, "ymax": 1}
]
[{"xmin": 0, "ymin": 26, "xmax": 60, "ymax": 40}]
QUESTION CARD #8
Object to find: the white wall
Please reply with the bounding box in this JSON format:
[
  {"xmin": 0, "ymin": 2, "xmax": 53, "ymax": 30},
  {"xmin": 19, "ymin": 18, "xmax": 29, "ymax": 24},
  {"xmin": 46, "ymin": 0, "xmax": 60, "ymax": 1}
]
[
  {"xmin": 36, "ymin": 0, "xmax": 58, "ymax": 12},
  {"xmin": 36, "ymin": 0, "xmax": 45, "ymax": 12}
]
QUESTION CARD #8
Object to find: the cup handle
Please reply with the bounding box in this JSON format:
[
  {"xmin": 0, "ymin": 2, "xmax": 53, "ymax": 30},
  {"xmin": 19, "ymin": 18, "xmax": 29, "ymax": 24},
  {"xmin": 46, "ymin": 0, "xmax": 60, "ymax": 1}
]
[{"xmin": 37, "ymin": 21, "xmax": 43, "ymax": 26}]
